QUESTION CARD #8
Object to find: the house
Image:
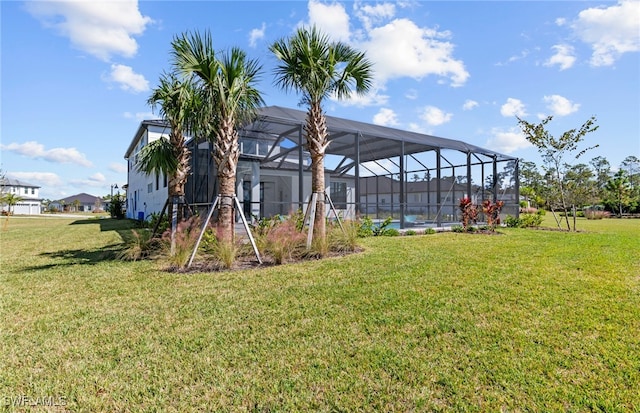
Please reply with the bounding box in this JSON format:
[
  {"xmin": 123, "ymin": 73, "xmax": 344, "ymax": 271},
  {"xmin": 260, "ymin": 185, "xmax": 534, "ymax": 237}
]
[
  {"xmin": 0, "ymin": 177, "xmax": 42, "ymax": 215},
  {"xmin": 124, "ymin": 106, "xmax": 519, "ymax": 228},
  {"xmin": 51, "ymin": 193, "xmax": 105, "ymax": 213}
]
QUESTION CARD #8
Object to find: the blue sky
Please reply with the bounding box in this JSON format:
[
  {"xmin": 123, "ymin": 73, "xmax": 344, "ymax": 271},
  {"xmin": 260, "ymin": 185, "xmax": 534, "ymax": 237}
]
[{"xmin": 2, "ymin": 0, "xmax": 639, "ymax": 200}]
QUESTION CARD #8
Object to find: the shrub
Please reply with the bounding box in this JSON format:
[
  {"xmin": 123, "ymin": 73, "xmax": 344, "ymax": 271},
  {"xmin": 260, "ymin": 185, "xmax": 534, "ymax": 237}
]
[
  {"xmin": 520, "ymin": 212, "xmax": 544, "ymax": 227},
  {"xmin": 358, "ymin": 216, "xmax": 375, "ymax": 237},
  {"xmin": 405, "ymin": 229, "xmax": 417, "ymax": 236},
  {"xmin": 382, "ymin": 228, "xmax": 400, "ymax": 236},
  {"xmin": 459, "ymin": 197, "xmax": 478, "ymax": 229},
  {"xmin": 372, "ymin": 216, "xmax": 394, "ymax": 236},
  {"xmin": 482, "ymin": 200, "xmax": 504, "ymax": 231},
  {"xmin": 148, "ymin": 212, "xmax": 169, "ymax": 234},
  {"xmin": 505, "ymin": 215, "xmax": 521, "ymax": 228},
  {"xmin": 425, "ymin": 228, "xmax": 436, "ymax": 235},
  {"xmin": 109, "ymin": 194, "xmax": 125, "ymax": 219},
  {"xmin": 452, "ymin": 225, "xmax": 465, "ymax": 233},
  {"xmin": 584, "ymin": 209, "xmax": 611, "ymax": 220}
]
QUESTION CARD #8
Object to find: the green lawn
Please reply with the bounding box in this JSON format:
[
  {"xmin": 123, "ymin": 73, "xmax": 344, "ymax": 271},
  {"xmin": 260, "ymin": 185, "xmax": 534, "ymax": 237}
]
[{"xmin": 1, "ymin": 216, "xmax": 639, "ymax": 411}]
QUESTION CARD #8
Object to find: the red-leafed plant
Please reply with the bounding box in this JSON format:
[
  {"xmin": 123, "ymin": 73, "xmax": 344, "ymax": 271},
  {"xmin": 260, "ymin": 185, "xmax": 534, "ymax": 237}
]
[
  {"xmin": 459, "ymin": 197, "xmax": 478, "ymax": 230},
  {"xmin": 482, "ymin": 200, "xmax": 505, "ymax": 231}
]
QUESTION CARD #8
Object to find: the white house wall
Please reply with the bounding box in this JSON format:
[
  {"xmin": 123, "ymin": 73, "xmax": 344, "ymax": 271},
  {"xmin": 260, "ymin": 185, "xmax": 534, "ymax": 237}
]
[{"xmin": 126, "ymin": 127, "xmax": 170, "ymax": 220}]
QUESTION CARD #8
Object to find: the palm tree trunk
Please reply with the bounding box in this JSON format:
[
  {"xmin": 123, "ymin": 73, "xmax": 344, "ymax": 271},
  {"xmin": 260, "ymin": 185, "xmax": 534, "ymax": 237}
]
[
  {"xmin": 214, "ymin": 117, "xmax": 240, "ymax": 244},
  {"xmin": 169, "ymin": 130, "xmax": 191, "ymax": 222},
  {"xmin": 306, "ymin": 102, "xmax": 329, "ymax": 243}
]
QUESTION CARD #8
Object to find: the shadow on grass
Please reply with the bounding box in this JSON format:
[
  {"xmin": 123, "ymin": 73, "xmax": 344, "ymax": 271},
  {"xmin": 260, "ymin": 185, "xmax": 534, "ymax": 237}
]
[
  {"xmin": 18, "ymin": 219, "xmax": 149, "ymax": 272},
  {"xmin": 69, "ymin": 217, "xmax": 137, "ymax": 233}
]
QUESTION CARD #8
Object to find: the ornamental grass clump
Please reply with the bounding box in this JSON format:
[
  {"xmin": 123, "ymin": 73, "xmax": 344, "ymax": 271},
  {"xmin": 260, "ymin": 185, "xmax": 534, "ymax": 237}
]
[
  {"xmin": 263, "ymin": 216, "xmax": 307, "ymax": 264},
  {"xmin": 161, "ymin": 216, "xmax": 201, "ymax": 268},
  {"xmin": 328, "ymin": 220, "xmax": 360, "ymax": 252}
]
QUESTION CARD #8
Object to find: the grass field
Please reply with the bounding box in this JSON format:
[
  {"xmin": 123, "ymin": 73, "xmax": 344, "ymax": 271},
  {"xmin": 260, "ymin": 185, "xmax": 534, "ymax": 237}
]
[{"xmin": 1, "ymin": 215, "xmax": 639, "ymax": 411}]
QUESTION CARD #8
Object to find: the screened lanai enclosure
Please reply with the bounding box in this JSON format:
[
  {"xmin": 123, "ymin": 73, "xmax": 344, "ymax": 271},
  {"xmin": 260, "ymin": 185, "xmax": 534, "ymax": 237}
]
[{"xmin": 183, "ymin": 106, "xmax": 519, "ymax": 229}]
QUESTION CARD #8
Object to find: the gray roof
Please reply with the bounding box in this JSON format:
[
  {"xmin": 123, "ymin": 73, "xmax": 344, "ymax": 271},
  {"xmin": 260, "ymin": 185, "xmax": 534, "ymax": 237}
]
[
  {"xmin": 126, "ymin": 105, "xmax": 515, "ymax": 164},
  {"xmin": 0, "ymin": 178, "xmax": 40, "ymax": 188},
  {"xmin": 56, "ymin": 193, "xmax": 103, "ymax": 204},
  {"xmin": 243, "ymin": 106, "xmax": 515, "ymax": 163}
]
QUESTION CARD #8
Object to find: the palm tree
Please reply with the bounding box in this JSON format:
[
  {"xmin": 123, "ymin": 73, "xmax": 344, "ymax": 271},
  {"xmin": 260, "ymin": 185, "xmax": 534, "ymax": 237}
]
[
  {"xmin": 141, "ymin": 71, "xmax": 198, "ymax": 224},
  {"xmin": 172, "ymin": 30, "xmax": 264, "ymax": 245},
  {"xmin": 2, "ymin": 193, "xmax": 23, "ymax": 228},
  {"xmin": 270, "ymin": 26, "xmax": 373, "ymax": 246}
]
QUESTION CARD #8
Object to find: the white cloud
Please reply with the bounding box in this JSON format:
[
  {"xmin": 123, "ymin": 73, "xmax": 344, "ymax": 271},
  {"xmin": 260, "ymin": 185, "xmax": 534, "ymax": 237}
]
[
  {"xmin": 249, "ymin": 23, "xmax": 266, "ymax": 48},
  {"xmin": 373, "ymin": 108, "xmax": 399, "ymax": 126},
  {"xmin": 544, "ymin": 94, "xmax": 580, "ymax": 116},
  {"xmin": 105, "ymin": 64, "xmax": 149, "ymax": 93},
  {"xmin": 124, "ymin": 111, "xmax": 156, "ymax": 121},
  {"xmin": 485, "ymin": 128, "xmax": 533, "ymax": 154},
  {"xmin": 555, "ymin": 17, "xmax": 567, "ymax": 26},
  {"xmin": 572, "ymin": 0, "xmax": 640, "ymax": 67},
  {"xmin": 420, "ymin": 106, "xmax": 452, "ymax": 126},
  {"xmin": 463, "ymin": 100, "xmax": 479, "ymax": 110},
  {"xmin": 109, "ymin": 163, "xmax": 128, "ymax": 173},
  {"xmin": 303, "ymin": 2, "xmax": 468, "ymax": 91},
  {"xmin": 361, "ymin": 18, "xmax": 469, "ymax": 87},
  {"xmin": 333, "ymin": 87, "xmax": 389, "ymax": 107},
  {"xmin": 355, "ymin": 2, "xmax": 396, "ymax": 31},
  {"xmin": 544, "ymin": 44, "xmax": 576, "ymax": 70},
  {"xmin": 500, "ymin": 98, "xmax": 527, "ymax": 117},
  {"xmin": 1, "ymin": 141, "xmax": 93, "ymax": 167},
  {"xmin": 407, "ymin": 123, "xmax": 422, "ymax": 133},
  {"xmin": 70, "ymin": 173, "xmax": 108, "ymax": 187},
  {"xmin": 25, "ymin": 0, "xmax": 153, "ymax": 61},
  {"xmin": 307, "ymin": 0, "xmax": 351, "ymax": 42},
  {"xmin": 7, "ymin": 172, "xmax": 64, "ymax": 187},
  {"xmin": 405, "ymin": 89, "xmax": 418, "ymax": 100}
]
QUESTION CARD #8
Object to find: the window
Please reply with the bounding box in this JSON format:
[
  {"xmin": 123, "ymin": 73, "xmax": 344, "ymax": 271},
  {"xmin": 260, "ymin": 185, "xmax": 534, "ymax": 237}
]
[
  {"xmin": 163, "ymin": 173, "xmax": 167, "ymax": 188},
  {"xmin": 24, "ymin": 188, "xmax": 28, "ymax": 194},
  {"xmin": 31, "ymin": 188, "xmax": 35, "ymax": 195},
  {"xmin": 155, "ymin": 174, "xmax": 159, "ymax": 191},
  {"xmin": 148, "ymin": 183, "xmax": 153, "ymax": 193},
  {"xmin": 330, "ymin": 182, "xmax": 347, "ymax": 209}
]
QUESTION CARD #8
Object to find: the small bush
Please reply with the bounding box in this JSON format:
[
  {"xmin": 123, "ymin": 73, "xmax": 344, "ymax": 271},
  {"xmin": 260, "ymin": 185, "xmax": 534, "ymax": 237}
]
[
  {"xmin": 109, "ymin": 194, "xmax": 125, "ymax": 219},
  {"xmin": 452, "ymin": 225, "xmax": 465, "ymax": 233},
  {"xmin": 358, "ymin": 216, "xmax": 374, "ymax": 237},
  {"xmin": 425, "ymin": 228, "xmax": 436, "ymax": 235},
  {"xmin": 459, "ymin": 197, "xmax": 478, "ymax": 229},
  {"xmin": 482, "ymin": 200, "xmax": 504, "ymax": 231},
  {"xmin": 405, "ymin": 229, "xmax": 417, "ymax": 236},
  {"xmin": 382, "ymin": 228, "xmax": 400, "ymax": 237},
  {"xmin": 148, "ymin": 212, "xmax": 169, "ymax": 234},
  {"xmin": 520, "ymin": 212, "xmax": 543, "ymax": 227},
  {"xmin": 505, "ymin": 215, "xmax": 521, "ymax": 228},
  {"xmin": 584, "ymin": 209, "xmax": 611, "ymax": 220}
]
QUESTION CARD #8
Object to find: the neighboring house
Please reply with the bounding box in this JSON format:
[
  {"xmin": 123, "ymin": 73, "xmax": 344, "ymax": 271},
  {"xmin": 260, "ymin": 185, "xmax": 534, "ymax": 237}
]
[
  {"xmin": 51, "ymin": 193, "xmax": 105, "ymax": 213},
  {"xmin": 0, "ymin": 177, "xmax": 42, "ymax": 215},
  {"xmin": 124, "ymin": 106, "xmax": 518, "ymax": 227}
]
